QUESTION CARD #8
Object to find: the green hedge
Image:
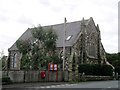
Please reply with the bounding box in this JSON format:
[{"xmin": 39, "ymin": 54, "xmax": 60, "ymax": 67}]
[
  {"xmin": 78, "ymin": 64, "xmax": 113, "ymax": 76},
  {"xmin": 115, "ymin": 66, "xmax": 120, "ymax": 74},
  {"xmin": 2, "ymin": 77, "xmax": 11, "ymax": 83}
]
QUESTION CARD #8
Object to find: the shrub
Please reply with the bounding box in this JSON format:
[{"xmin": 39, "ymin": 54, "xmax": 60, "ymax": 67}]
[
  {"xmin": 101, "ymin": 65, "xmax": 113, "ymax": 76},
  {"xmin": 2, "ymin": 76, "xmax": 11, "ymax": 84},
  {"xmin": 78, "ymin": 64, "xmax": 113, "ymax": 76},
  {"xmin": 115, "ymin": 66, "xmax": 120, "ymax": 74}
]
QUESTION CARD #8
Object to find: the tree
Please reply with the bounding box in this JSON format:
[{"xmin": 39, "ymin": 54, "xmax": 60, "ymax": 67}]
[
  {"xmin": 106, "ymin": 52, "xmax": 120, "ymax": 74},
  {"xmin": 106, "ymin": 53, "xmax": 120, "ymax": 66},
  {"xmin": 16, "ymin": 40, "xmax": 32, "ymax": 70},
  {"xmin": 31, "ymin": 26, "xmax": 59, "ymax": 70},
  {"xmin": 44, "ymin": 28, "xmax": 58, "ymax": 52},
  {"xmin": 0, "ymin": 50, "xmax": 7, "ymax": 70},
  {"xmin": 16, "ymin": 25, "xmax": 59, "ymax": 70},
  {"xmin": 16, "ymin": 40, "xmax": 31, "ymax": 54}
]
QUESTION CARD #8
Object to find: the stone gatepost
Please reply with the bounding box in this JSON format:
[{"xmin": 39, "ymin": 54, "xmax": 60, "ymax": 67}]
[
  {"xmin": 68, "ymin": 52, "xmax": 79, "ymax": 81},
  {"xmin": 74, "ymin": 52, "xmax": 79, "ymax": 81},
  {"xmin": 68, "ymin": 52, "xmax": 73, "ymax": 81},
  {"xmin": 74, "ymin": 64, "xmax": 79, "ymax": 81}
]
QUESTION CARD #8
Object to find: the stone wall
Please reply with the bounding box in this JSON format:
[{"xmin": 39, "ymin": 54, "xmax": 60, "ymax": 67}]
[
  {"xmin": 2, "ymin": 70, "xmax": 69, "ymax": 83},
  {"xmin": 9, "ymin": 71, "xmax": 24, "ymax": 82},
  {"xmin": 79, "ymin": 75, "xmax": 113, "ymax": 81}
]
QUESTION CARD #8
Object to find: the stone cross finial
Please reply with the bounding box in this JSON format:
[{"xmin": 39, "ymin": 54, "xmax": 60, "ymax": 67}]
[{"xmin": 82, "ymin": 17, "xmax": 85, "ymax": 24}]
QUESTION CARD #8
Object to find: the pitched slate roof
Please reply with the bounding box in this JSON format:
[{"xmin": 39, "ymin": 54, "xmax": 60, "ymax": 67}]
[{"xmin": 9, "ymin": 19, "xmax": 89, "ymax": 51}]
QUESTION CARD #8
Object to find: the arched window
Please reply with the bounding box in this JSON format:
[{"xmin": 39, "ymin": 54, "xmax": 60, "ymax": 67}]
[
  {"xmin": 13, "ymin": 53, "xmax": 17, "ymax": 68},
  {"xmin": 88, "ymin": 33, "xmax": 97, "ymax": 58},
  {"xmin": 11, "ymin": 53, "xmax": 17, "ymax": 69}
]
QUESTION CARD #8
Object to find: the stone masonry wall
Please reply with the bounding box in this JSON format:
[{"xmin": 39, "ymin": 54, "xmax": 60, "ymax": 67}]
[{"xmin": 2, "ymin": 70, "xmax": 69, "ymax": 83}]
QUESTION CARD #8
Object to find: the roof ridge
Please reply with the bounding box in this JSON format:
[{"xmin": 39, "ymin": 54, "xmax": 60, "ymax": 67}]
[{"xmin": 41, "ymin": 19, "xmax": 88, "ymax": 27}]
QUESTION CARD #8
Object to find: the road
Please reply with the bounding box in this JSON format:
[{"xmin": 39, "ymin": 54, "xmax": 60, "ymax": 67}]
[{"xmin": 2, "ymin": 80, "xmax": 119, "ymax": 90}]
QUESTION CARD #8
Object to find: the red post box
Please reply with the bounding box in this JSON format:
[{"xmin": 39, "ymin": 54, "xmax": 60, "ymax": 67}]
[{"xmin": 41, "ymin": 71, "xmax": 46, "ymax": 79}]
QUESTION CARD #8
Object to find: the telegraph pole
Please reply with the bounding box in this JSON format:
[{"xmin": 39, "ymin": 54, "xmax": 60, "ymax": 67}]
[{"xmin": 63, "ymin": 17, "xmax": 67, "ymax": 81}]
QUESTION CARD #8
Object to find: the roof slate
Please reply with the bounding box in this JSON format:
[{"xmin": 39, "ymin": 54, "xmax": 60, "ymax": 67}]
[{"xmin": 9, "ymin": 19, "xmax": 88, "ymax": 51}]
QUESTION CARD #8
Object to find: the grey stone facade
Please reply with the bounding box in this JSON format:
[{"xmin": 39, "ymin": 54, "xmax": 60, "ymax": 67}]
[{"xmin": 8, "ymin": 17, "xmax": 108, "ymax": 80}]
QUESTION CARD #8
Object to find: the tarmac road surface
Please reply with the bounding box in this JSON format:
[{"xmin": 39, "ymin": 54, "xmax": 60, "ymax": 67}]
[{"xmin": 2, "ymin": 80, "xmax": 119, "ymax": 90}]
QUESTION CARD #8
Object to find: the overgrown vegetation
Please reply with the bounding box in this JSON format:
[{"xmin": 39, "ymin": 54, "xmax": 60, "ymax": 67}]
[
  {"xmin": 106, "ymin": 52, "xmax": 120, "ymax": 74},
  {"xmin": 78, "ymin": 64, "xmax": 113, "ymax": 76},
  {"xmin": 16, "ymin": 40, "xmax": 31, "ymax": 70},
  {"xmin": 2, "ymin": 76, "xmax": 11, "ymax": 84},
  {"xmin": 0, "ymin": 50, "xmax": 7, "ymax": 70},
  {"xmin": 16, "ymin": 26, "xmax": 60, "ymax": 70}
]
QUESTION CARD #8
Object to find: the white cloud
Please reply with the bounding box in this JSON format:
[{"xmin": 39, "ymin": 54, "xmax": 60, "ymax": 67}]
[{"xmin": 0, "ymin": 0, "xmax": 119, "ymax": 55}]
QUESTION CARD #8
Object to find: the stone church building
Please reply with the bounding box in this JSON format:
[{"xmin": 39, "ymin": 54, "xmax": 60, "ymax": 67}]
[{"xmin": 8, "ymin": 17, "xmax": 109, "ymax": 77}]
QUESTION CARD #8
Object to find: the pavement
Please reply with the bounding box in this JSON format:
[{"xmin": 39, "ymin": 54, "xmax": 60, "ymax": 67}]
[
  {"xmin": 2, "ymin": 82, "xmax": 72, "ymax": 89},
  {"xmin": 2, "ymin": 80, "xmax": 120, "ymax": 90}
]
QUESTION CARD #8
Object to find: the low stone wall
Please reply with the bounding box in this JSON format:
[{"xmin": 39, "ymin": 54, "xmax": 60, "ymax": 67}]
[
  {"xmin": 9, "ymin": 71, "xmax": 24, "ymax": 82},
  {"xmin": 24, "ymin": 71, "xmax": 39, "ymax": 82},
  {"xmin": 2, "ymin": 71, "xmax": 113, "ymax": 83},
  {"xmin": 2, "ymin": 70, "xmax": 69, "ymax": 83},
  {"xmin": 79, "ymin": 75, "xmax": 113, "ymax": 81}
]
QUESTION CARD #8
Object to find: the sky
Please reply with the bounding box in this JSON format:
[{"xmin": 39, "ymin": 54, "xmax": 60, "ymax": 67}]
[{"xmin": 0, "ymin": 0, "xmax": 119, "ymax": 56}]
